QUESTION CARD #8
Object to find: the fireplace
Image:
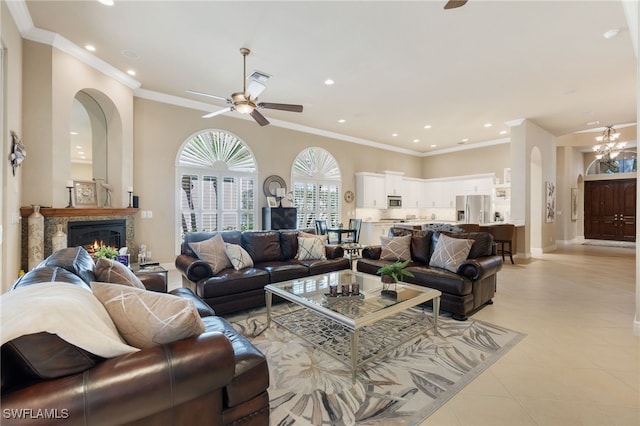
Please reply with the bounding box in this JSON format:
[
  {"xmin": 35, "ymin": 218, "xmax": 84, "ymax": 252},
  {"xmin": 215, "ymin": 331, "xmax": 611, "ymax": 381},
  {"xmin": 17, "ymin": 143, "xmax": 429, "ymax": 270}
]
[{"xmin": 67, "ymin": 219, "xmax": 127, "ymax": 253}]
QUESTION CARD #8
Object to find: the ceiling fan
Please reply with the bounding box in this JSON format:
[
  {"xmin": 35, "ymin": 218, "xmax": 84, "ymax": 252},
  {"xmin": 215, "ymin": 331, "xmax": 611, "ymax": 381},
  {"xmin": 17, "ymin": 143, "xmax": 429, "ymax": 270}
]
[
  {"xmin": 187, "ymin": 48, "xmax": 303, "ymax": 126},
  {"xmin": 444, "ymin": 0, "xmax": 468, "ymax": 10}
]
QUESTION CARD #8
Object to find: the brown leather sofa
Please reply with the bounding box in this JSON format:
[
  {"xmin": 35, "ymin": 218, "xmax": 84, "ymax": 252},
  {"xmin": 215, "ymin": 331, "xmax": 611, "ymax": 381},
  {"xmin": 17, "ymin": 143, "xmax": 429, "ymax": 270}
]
[
  {"xmin": 1, "ymin": 247, "xmax": 269, "ymax": 425},
  {"xmin": 175, "ymin": 230, "xmax": 351, "ymax": 315},
  {"xmin": 356, "ymin": 227, "xmax": 503, "ymax": 320}
]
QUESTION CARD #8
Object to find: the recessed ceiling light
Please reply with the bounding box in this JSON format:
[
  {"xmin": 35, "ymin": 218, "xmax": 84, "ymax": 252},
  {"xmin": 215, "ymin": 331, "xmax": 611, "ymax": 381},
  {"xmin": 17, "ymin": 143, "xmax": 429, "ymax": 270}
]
[
  {"xmin": 80, "ymin": 156, "xmax": 86, "ymax": 160},
  {"xmin": 430, "ymin": 144, "xmax": 437, "ymax": 148},
  {"xmin": 127, "ymin": 69, "xmax": 136, "ymax": 76},
  {"xmin": 424, "ymin": 125, "xmax": 432, "ymax": 129},
  {"xmin": 392, "ymin": 133, "xmax": 398, "ymax": 137},
  {"xmin": 413, "ymin": 139, "xmax": 420, "ymax": 143},
  {"xmin": 603, "ymin": 28, "xmax": 620, "ymax": 39},
  {"xmin": 121, "ymin": 49, "xmax": 140, "ymax": 60},
  {"xmin": 338, "ymin": 119, "xmax": 345, "ymax": 123},
  {"xmin": 85, "ymin": 44, "xmax": 96, "ymax": 52},
  {"xmin": 499, "ymin": 130, "xmax": 508, "ymax": 135},
  {"xmin": 586, "ymin": 120, "xmax": 600, "ymax": 126},
  {"xmin": 461, "ymin": 138, "xmax": 469, "ymax": 142},
  {"xmin": 78, "ymin": 151, "xmax": 85, "ymax": 155},
  {"xmin": 70, "ymin": 131, "xmax": 78, "ymax": 136},
  {"xmin": 483, "ymin": 123, "xmax": 492, "ymax": 128},
  {"xmin": 98, "ymin": 0, "xmax": 114, "ymax": 5},
  {"xmin": 75, "ymin": 145, "xmax": 82, "ymax": 149},
  {"xmin": 324, "ymin": 79, "xmax": 335, "ymax": 85}
]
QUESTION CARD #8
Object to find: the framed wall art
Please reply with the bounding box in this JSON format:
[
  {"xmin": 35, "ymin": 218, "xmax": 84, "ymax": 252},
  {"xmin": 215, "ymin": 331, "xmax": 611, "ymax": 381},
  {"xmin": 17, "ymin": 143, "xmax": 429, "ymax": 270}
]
[
  {"xmin": 74, "ymin": 180, "xmax": 98, "ymax": 207},
  {"xmin": 545, "ymin": 181, "xmax": 555, "ymax": 223}
]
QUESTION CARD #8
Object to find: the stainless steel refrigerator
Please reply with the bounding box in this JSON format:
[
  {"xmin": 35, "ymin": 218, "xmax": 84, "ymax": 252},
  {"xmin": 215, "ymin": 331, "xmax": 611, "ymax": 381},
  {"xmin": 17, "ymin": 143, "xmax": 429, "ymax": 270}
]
[{"xmin": 456, "ymin": 195, "xmax": 491, "ymax": 224}]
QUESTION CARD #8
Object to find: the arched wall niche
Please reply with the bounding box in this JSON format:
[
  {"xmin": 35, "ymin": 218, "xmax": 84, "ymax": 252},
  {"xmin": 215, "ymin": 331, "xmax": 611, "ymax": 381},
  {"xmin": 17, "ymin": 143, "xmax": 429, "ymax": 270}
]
[{"xmin": 70, "ymin": 88, "xmax": 125, "ymax": 206}]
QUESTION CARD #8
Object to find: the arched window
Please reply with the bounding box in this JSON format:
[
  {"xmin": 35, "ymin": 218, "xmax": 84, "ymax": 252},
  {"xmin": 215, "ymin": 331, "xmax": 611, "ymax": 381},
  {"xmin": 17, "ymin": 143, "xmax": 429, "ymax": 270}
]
[
  {"xmin": 291, "ymin": 147, "xmax": 341, "ymax": 228},
  {"xmin": 586, "ymin": 151, "xmax": 637, "ymax": 175},
  {"xmin": 177, "ymin": 130, "xmax": 257, "ymax": 236}
]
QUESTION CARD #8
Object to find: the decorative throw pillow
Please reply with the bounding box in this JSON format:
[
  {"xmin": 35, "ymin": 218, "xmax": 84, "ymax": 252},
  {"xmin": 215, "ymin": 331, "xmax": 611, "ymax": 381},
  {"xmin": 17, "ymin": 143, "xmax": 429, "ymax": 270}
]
[
  {"xmin": 299, "ymin": 230, "xmax": 328, "ymax": 243},
  {"xmin": 91, "ymin": 282, "xmax": 205, "ymax": 349},
  {"xmin": 380, "ymin": 235, "xmax": 411, "ymax": 261},
  {"xmin": 188, "ymin": 234, "xmax": 232, "ymax": 274},
  {"xmin": 429, "ymin": 233, "xmax": 474, "ymax": 273},
  {"xmin": 224, "ymin": 243, "xmax": 254, "ymax": 270},
  {"xmin": 94, "ymin": 258, "xmax": 145, "ymax": 289},
  {"xmin": 296, "ymin": 237, "xmax": 327, "ymax": 260}
]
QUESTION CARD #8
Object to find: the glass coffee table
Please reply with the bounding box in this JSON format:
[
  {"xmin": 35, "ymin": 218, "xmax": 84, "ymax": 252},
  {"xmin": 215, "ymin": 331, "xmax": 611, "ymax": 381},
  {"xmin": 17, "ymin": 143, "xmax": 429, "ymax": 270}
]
[{"xmin": 265, "ymin": 270, "xmax": 441, "ymax": 381}]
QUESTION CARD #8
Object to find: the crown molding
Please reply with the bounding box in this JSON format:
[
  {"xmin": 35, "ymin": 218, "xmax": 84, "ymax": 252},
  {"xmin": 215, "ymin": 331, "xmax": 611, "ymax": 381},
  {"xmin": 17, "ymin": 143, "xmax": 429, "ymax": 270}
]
[{"xmin": 421, "ymin": 137, "xmax": 511, "ymax": 157}]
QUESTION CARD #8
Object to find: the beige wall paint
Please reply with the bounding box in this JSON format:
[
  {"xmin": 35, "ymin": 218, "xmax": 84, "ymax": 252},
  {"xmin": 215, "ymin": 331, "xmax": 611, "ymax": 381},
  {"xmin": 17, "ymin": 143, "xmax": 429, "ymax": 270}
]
[
  {"xmin": 21, "ymin": 40, "xmax": 134, "ymax": 209},
  {"xmin": 421, "ymin": 143, "xmax": 510, "ymax": 180},
  {"xmin": 133, "ymin": 98, "xmax": 423, "ymax": 260},
  {"xmin": 2, "ymin": 1, "xmax": 24, "ymax": 291}
]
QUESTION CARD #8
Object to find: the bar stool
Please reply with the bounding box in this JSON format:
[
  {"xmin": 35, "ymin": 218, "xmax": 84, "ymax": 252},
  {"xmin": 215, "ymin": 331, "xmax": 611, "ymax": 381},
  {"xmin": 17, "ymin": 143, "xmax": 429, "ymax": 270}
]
[
  {"xmin": 458, "ymin": 223, "xmax": 480, "ymax": 232},
  {"xmin": 489, "ymin": 224, "xmax": 515, "ymax": 264}
]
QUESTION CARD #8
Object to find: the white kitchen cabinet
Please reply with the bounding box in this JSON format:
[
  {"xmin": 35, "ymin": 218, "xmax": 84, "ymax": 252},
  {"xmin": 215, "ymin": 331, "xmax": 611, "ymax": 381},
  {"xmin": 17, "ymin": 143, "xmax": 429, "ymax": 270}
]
[
  {"xmin": 359, "ymin": 222, "xmax": 389, "ymax": 246},
  {"xmin": 355, "ymin": 172, "xmax": 386, "ymax": 208},
  {"xmin": 403, "ymin": 178, "xmax": 424, "ymax": 208},
  {"xmin": 384, "ymin": 171, "xmax": 405, "ymax": 196}
]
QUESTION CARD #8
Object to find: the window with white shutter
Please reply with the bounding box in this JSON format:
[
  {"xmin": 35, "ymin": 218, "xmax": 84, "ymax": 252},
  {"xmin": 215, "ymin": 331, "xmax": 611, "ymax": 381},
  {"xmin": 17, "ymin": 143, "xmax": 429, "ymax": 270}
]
[
  {"xmin": 178, "ymin": 130, "xmax": 257, "ymax": 237},
  {"xmin": 291, "ymin": 148, "xmax": 341, "ymax": 229}
]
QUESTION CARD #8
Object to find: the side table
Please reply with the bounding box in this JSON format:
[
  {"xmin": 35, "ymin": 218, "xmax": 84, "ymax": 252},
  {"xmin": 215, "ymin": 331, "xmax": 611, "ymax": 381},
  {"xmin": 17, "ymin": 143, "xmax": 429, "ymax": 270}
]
[{"xmin": 131, "ymin": 263, "xmax": 168, "ymax": 293}]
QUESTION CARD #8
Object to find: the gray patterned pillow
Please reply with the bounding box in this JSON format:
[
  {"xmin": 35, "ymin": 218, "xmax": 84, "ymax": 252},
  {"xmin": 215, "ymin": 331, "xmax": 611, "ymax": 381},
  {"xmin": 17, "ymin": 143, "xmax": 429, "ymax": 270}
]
[
  {"xmin": 224, "ymin": 243, "xmax": 254, "ymax": 270},
  {"xmin": 188, "ymin": 234, "xmax": 232, "ymax": 274},
  {"xmin": 429, "ymin": 233, "xmax": 474, "ymax": 272},
  {"xmin": 380, "ymin": 235, "xmax": 411, "ymax": 261},
  {"xmin": 296, "ymin": 237, "xmax": 327, "ymax": 260}
]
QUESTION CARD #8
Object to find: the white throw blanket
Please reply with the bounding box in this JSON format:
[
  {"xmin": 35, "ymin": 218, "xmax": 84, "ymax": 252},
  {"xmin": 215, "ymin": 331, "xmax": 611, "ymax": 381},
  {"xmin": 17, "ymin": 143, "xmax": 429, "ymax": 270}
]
[{"xmin": 1, "ymin": 282, "xmax": 139, "ymax": 358}]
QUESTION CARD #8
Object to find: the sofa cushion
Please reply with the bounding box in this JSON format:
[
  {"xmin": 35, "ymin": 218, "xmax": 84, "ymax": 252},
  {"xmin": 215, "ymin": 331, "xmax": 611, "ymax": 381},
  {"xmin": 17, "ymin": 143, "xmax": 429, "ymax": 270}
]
[
  {"xmin": 92, "ymin": 282, "xmax": 205, "ymax": 349},
  {"xmin": 380, "ymin": 235, "xmax": 411, "ymax": 261},
  {"xmin": 429, "ymin": 233, "xmax": 474, "ymax": 272},
  {"xmin": 224, "ymin": 243, "xmax": 254, "ymax": 270},
  {"xmin": 411, "ymin": 231, "xmax": 433, "ymax": 264},
  {"xmin": 94, "ymin": 258, "xmax": 145, "ymax": 289},
  {"xmin": 1, "ymin": 282, "xmax": 138, "ymax": 383},
  {"xmin": 12, "ymin": 266, "xmax": 90, "ymax": 290},
  {"xmin": 242, "ymin": 231, "xmax": 282, "ymax": 263},
  {"xmin": 189, "ymin": 233, "xmax": 232, "ymax": 274},
  {"xmin": 35, "ymin": 246, "xmax": 96, "ymax": 284},
  {"xmin": 445, "ymin": 231, "xmax": 495, "ymax": 258},
  {"xmin": 296, "ymin": 237, "xmax": 327, "ymax": 260}
]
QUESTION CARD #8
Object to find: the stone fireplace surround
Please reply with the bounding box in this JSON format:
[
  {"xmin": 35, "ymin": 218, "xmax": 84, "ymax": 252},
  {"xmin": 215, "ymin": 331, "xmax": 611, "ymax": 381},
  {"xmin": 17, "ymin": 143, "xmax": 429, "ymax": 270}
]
[{"xmin": 19, "ymin": 207, "xmax": 138, "ymax": 271}]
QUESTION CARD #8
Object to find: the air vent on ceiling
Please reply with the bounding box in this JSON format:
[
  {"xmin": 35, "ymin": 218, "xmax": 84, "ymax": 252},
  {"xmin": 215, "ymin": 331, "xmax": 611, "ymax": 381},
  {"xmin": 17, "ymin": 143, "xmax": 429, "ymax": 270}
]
[{"xmin": 248, "ymin": 70, "xmax": 271, "ymax": 83}]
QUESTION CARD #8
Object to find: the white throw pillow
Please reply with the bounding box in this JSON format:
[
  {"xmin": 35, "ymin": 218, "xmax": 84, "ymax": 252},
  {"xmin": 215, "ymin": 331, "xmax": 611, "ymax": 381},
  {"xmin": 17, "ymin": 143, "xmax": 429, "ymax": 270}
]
[
  {"xmin": 296, "ymin": 237, "xmax": 327, "ymax": 260},
  {"xmin": 380, "ymin": 235, "xmax": 411, "ymax": 261},
  {"xmin": 94, "ymin": 258, "xmax": 145, "ymax": 289},
  {"xmin": 188, "ymin": 234, "xmax": 232, "ymax": 274},
  {"xmin": 429, "ymin": 233, "xmax": 474, "ymax": 273},
  {"xmin": 224, "ymin": 243, "xmax": 254, "ymax": 270},
  {"xmin": 92, "ymin": 282, "xmax": 205, "ymax": 349}
]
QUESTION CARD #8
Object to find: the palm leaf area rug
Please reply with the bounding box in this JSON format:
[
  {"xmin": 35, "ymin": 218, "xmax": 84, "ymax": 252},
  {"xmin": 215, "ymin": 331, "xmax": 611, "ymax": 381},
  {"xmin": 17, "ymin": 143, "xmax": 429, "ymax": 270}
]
[{"xmin": 226, "ymin": 303, "xmax": 525, "ymax": 426}]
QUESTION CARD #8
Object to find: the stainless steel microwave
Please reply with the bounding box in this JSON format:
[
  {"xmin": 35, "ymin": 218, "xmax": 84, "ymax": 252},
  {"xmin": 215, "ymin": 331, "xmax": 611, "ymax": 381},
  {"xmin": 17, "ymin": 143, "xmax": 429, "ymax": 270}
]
[{"xmin": 387, "ymin": 195, "xmax": 402, "ymax": 208}]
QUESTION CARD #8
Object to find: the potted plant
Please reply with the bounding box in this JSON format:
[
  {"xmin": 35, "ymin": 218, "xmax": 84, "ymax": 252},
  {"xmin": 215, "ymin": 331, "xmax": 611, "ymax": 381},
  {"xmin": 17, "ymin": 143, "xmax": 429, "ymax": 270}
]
[
  {"xmin": 93, "ymin": 245, "xmax": 119, "ymax": 260},
  {"xmin": 377, "ymin": 260, "xmax": 414, "ymax": 295}
]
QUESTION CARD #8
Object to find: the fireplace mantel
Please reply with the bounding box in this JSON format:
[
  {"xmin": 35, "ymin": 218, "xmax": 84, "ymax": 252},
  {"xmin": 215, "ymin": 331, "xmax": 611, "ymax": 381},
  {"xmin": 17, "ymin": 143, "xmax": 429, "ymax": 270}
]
[{"xmin": 20, "ymin": 207, "xmax": 138, "ymax": 218}]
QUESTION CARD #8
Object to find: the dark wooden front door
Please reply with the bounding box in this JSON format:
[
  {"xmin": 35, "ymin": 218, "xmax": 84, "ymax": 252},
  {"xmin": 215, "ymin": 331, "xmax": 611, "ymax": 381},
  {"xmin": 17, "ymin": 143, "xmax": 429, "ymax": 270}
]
[{"xmin": 584, "ymin": 179, "xmax": 636, "ymax": 242}]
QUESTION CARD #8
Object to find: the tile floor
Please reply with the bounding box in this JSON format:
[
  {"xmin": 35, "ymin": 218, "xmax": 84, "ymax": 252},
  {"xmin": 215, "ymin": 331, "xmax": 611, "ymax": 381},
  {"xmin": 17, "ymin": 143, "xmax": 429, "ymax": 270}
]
[{"xmin": 167, "ymin": 242, "xmax": 639, "ymax": 426}]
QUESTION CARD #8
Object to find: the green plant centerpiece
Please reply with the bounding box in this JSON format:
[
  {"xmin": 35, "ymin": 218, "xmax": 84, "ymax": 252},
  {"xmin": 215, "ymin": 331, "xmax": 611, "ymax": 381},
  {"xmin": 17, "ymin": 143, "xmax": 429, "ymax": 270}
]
[
  {"xmin": 93, "ymin": 245, "xmax": 118, "ymax": 260},
  {"xmin": 377, "ymin": 259, "xmax": 414, "ymax": 296}
]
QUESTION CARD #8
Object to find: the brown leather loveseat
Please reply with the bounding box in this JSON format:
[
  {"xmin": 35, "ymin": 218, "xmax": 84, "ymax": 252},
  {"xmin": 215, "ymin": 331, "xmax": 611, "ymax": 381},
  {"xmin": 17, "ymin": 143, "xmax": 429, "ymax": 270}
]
[
  {"xmin": 357, "ymin": 227, "xmax": 503, "ymax": 320},
  {"xmin": 175, "ymin": 230, "xmax": 351, "ymax": 315},
  {"xmin": 1, "ymin": 247, "xmax": 269, "ymax": 425}
]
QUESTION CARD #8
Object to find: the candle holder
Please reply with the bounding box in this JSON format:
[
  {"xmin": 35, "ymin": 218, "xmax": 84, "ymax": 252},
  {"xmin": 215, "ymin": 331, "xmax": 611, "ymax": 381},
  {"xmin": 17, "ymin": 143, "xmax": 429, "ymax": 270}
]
[
  {"xmin": 128, "ymin": 191, "xmax": 133, "ymax": 208},
  {"xmin": 65, "ymin": 185, "xmax": 74, "ymax": 208}
]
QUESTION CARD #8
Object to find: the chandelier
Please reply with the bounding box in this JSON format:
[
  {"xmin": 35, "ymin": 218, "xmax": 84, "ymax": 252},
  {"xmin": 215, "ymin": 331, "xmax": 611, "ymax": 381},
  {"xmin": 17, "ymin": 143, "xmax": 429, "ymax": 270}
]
[{"xmin": 592, "ymin": 126, "xmax": 626, "ymax": 160}]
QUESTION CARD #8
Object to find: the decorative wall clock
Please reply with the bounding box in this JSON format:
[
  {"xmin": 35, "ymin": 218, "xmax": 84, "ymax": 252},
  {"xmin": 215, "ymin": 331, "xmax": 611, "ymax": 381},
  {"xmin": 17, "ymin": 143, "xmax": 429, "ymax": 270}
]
[{"xmin": 344, "ymin": 190, "xmax": 355, "ymax": 203}]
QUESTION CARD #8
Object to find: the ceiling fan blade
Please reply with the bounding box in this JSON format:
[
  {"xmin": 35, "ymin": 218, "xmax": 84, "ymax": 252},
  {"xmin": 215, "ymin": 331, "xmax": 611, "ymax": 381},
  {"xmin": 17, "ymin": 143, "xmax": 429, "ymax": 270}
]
[
  {"xmin": 250, "ymin": 109, "xmax": 270, "ymax": 126},
  {"xmin": 186, "ymin": 89, "xmax": 230, "ymax": 102},
  {"xmin": 202, "ymin": 107, "xmax": 232, "ymax": 119},
  {"xmin": 246, "ymin": 80, "xmax": 267, "ymax": 99},
  {"xmin": 444, "ymin": 0, "xmax": 468, "ymax": 9},
  {"xmin": 258, "ymin": 102, "xmax": 303, "ymax": 113}
]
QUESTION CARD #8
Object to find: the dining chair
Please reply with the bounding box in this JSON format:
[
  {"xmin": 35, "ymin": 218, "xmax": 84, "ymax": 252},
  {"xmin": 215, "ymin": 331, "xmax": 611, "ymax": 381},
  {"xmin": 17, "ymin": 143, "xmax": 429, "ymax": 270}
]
[
  {"xmin": 342, "ymin": 218, "xmax": 362, "ymax": 244},
  {"xmin": 314, "ymin": 219, "xmax": 328, "ymax": 236}
]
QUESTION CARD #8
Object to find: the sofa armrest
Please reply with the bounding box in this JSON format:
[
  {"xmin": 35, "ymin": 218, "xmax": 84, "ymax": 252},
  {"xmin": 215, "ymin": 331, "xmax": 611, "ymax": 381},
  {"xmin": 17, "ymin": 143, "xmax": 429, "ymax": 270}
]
[
  {"xmin": 0, "ymin": 332, "xmax": 234, "ymax": 426},
  {"xmin": 170, "ymin": 287, "xmax": 217, "ymax": 317},
  {"xmin": 325, "ymin": 244, "xmax": 344, "ymax": 259},
  {"xmin": 456, "ymin": 256, "xmax": 503, "ymax": 281},
  {"xmin": 361, "ymin": 245, "xmax": 382, "ymax": 260},
  {"xmin": 175, "ymin": 254, "xmax": 212, "ymax": 283}
]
